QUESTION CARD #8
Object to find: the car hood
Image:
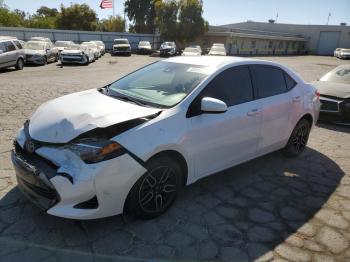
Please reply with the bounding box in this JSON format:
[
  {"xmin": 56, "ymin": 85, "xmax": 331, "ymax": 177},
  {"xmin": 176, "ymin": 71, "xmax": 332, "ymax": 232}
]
[
  {"xmin": 25, "ymin": 49, "xmax": 45, "ymax": 55},
  {"xmin": 312, "ymin": 81, "xmax": 350, "ymax": 99},
  {"xmin": 61, "ymin": 50, "xmax": 82, "ymax": 55},
  {"xmin": 161, "ymin": 46, "xmax": 174, "ymax": 50},
  {"xmin": 29, "ymin": 89, "xmax": 160, "ymax": 143}
]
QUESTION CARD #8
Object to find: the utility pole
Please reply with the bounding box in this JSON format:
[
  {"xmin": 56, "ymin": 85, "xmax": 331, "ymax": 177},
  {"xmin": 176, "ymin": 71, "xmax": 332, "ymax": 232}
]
[
  {"xmin": 275, "ymin": 13, "xmax": 279, "ymax": 23},
  {"xmin": 326, "ymin": 12, "xmax": 331, "ymax": 25},
  {"xmin": 113, "ymin": 0, "xmax": 115, "ymax": 17}
]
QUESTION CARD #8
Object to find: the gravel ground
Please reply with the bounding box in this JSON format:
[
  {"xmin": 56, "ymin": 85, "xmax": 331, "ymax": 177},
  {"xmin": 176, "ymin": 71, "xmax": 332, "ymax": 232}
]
[{"xmin": 0, "ymin": 54, "xmax": 349, "ymax": 262}]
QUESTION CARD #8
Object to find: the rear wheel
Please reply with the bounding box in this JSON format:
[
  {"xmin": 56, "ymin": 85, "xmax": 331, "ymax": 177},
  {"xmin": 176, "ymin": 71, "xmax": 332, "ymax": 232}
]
[
  {"xmin": 15, "ymin": 58, "xmax": 24, "ymax": 70},
  {"xmin": 126, "ymin": 156, "xmax": 182, "ymax": 219},
  {"xmin": 283, "ymin": 119, "xmax": 311, "ymax": 157}
]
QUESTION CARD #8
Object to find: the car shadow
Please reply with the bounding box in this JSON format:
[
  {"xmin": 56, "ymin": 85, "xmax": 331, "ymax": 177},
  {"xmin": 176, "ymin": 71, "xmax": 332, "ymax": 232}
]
[
  {"xmin": 0, "ymin": 147, "xmax": 344, "ymax": 261},
  {"xmin": 317, "ymin": 121, "xmax": 350, "ymax": 134}
]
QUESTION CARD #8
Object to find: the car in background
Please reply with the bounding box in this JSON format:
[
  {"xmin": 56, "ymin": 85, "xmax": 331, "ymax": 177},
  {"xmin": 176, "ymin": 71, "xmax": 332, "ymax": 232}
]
[
  {"xmin": 24, "ymin": 41, "xmax": 59, "ymax": 65},
  {"xmin": 212, "ymin": 43, "xmax": 225, "ymax": 47},
  {"xmin": 208, "ymin": 45, "xmax": 227, "ymax": 56},
  {"xmin": 334, "ymin": 48, "xmax": 343, "ymax": 58},
  {"xmin": 60, "ymin": 44, "xmax": 95, "ymax": 65},
  {"xmin": 137, "ymin": 41, "xmax": 152, "ymax": 55},
  {"xmin": 55, "ymin": 41, "xmax": 74, "ymax": 53},
  {"xmin": 160, "ymin": 42, "xmax": 177, "ymax": 57},
  {"xmin": 112, "ymin": 38, "xmax": 131, "ymax": 56},
  {"xmin": 12, "ymin": 56, "xmax": 320, "ymax": 220},
  {"xmin": 81, "ymin": 41, "xmax": 100, "ymax": 59},
  {"xmin": 337, "ymin": 49, "xmax": 350, "ymax": 59},
  {"xmin": 0, "ymin": 36, "xmax": 25, "ymax": 70},
  {"xmin": 30, "ymin": 37, "xmax": 53, "ymax": 45},
  {"xmin": 312, "ymin": 64, "xmax": 350, "ymax": 124},
  {"xmin": 182, "ymin": 47, "xmax": 202, "ymax": 56},
  {"xmin": 91, "ymin": 41, "xmax": 106, "ymax": 55}
]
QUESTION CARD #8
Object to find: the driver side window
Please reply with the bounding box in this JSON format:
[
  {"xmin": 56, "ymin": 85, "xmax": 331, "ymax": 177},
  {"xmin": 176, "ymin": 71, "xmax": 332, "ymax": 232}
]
[{"xmin": 188, "ymin": 66, "xmax": 254, "ymax": 117}]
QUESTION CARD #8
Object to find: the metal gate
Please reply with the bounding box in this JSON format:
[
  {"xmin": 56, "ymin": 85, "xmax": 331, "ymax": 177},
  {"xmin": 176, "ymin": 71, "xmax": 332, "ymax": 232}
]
[{"xmin": 317, "ymin": 31, "xmax": 341, "ymax": 55}]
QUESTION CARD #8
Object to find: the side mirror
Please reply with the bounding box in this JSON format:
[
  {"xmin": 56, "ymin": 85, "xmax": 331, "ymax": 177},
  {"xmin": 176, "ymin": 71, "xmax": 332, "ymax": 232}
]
[{"xmin": 201, "ymin": 97, "xmax": 227, "ymax": 113}]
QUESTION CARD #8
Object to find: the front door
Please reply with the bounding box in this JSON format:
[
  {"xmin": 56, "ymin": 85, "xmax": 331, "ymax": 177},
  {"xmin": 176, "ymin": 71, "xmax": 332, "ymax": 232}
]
[{"xmin": 187, "ymin": 66, "xmax": 262, "ymax": 178}]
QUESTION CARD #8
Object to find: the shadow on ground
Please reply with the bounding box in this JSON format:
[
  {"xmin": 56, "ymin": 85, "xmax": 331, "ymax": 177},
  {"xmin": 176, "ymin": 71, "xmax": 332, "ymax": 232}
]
[
  {"xmin": 0, "ymin": 147, "xmax": 344, "ymax": 262},
  {"xmin": 317, "ymin": 121, "xmax": 350, "ymax": 134}
]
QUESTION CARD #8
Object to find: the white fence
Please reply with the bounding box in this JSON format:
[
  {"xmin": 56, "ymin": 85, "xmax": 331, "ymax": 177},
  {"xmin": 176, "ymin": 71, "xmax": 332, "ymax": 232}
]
[{"xmin": 0, "ymin": 27, "xmax": 161, "ymax": 51}]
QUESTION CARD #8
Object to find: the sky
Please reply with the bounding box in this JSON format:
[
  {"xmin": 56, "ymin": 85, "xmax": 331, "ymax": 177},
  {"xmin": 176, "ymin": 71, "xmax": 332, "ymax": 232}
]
[{"xmin": 3, "ymin": 0, "xmax": 350, "ymax": 26}]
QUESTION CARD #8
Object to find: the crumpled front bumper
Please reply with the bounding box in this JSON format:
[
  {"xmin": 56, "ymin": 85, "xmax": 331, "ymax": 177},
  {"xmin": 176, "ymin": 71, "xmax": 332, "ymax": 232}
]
[
  {"xmin": 25, "ymin": 55, "xmax": 46, "ymax": 65},
  {"xmin": 60, "ymin": 54, "xmax": 88, "ymax": 64},
  {"xmin": 12, "ymin": 128, "xmax": 147, "ymax": 220}
]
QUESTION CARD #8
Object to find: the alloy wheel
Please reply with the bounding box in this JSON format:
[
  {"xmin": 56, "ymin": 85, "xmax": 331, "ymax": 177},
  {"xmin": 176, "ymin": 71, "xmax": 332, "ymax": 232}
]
[{"xmin": 292, "ymin": 124, "xmax": 308, "ymax": 153}]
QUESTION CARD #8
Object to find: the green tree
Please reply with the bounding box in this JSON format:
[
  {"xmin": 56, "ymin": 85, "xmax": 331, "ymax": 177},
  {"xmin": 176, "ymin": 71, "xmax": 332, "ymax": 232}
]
[
  {"xmin": 56, "ymin": 4, "xmax": 98, "ymax": 31},
  {"xmin": 27, "ymin": 6, "xmax": 58, "ymax": 29},
  {"xmin": 124, "ymin": 0, "xmax": 156, "ymax": 33},
  {"xmin": 154, "ymin": 0, "xmax": 178, "ymax": 40},
  {"xmin": 178, "ymin": 0, "xmax": 208, "ymax": 43},
  {"xmin": 36, "ymin": 6, "xmax": 58, "ymax": 18},
  {"xmin": 0, "ymin": 7, "xmax": 26, "ymax": 27},
  {"xmin": 98, "ymin": 15, "xmax": 125, "ymax": 32}
]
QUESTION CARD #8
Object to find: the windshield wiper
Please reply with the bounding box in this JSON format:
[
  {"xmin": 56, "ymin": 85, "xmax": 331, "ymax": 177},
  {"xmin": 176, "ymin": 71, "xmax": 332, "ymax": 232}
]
[{"xmin": 111, "ymin": 93, "xmax": 150, "ymax": 107}]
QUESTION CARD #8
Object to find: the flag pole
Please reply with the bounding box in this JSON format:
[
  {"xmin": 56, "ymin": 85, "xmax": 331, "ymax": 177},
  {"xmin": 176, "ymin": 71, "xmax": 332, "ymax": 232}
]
[{"xmin": 113, "ymin": 0, "xmax": 115, "ymax": 17}]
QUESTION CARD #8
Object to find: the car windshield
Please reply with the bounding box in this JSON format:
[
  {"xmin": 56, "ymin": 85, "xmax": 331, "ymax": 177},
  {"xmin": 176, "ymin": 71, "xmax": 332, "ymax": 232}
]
[
  {"xmin": 139, "ymin": 41, "xmax": 150, "ymax": 46},
  {"xmin": 108, "ymin": 61, "xmax": 211, "ymax": 108},
  {"xmin": 114, "ymin": 39, "xmax": 129, "ymax": 45},
  {"xmin": 24, "ymin": 42, "xmax": 45, "ymax": 50},
  {"xmin": 320, "ymin": 66, "xmax": 350, "ymax": 84},
  {"xmin": 55, "ymin": 41, "xmax": 71, "ymax": 47},
  {"xmin": 184, "ymin": 48, "xmax": 199, "ymax": 53},
  {"xmin": 210, "ymin": 47, "xmax": 225, "ymax": 53},
  {"xmin": 66, "ymin": 44, "xmax": 81, "ymax": 50}
]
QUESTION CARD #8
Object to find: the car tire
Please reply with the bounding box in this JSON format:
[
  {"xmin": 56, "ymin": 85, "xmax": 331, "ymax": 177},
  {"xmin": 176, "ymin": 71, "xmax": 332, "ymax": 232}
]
[
  {"xmin": 283, "ymin": 118, "xmax": 310, "ymax": 157},
  {"xmin": 125, "ymin": 156, "xmax": 183, "ymax": 219},
  {"xmin": 84, "ymin": 56, "xmax": 89, "ymax": 66},
  {"xmin": 42, "ymin": 56, "xmax": 47, "ymax": 65},
  {"xmin": 15, "ymin": 58, "xmax": 24, "ymax": 70}
]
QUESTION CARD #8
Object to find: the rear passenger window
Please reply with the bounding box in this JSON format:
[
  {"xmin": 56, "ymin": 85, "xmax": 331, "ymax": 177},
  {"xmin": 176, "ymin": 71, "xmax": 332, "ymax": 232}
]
[
  {"xmin": 252, "ymin": 65, "xmax": 287, "ymax": 98},
  {"xmin": 13, "ymin": 40, "xmax": 23, "ymax": 49},
  {"xmin": 202, "ymin": 66, "xmax": 254, "ymax": 107},
  {"xmin": 5, "ymin": 41, "xmax": 16, "ymax": 52},
  {"xmin": 284, "ymin": 73, "xmax": 297, "ymax": 90},
  {"xmin": 0, "ymin": 42, "xmax": 6, "ymax": 53}
]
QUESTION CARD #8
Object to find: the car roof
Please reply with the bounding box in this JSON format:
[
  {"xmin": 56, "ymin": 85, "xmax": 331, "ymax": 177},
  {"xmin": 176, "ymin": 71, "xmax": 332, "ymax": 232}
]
[
  {"xmin": 0, "ymin": 36, "xmax": 17, "ymax": 41},
  {"xmin": 165, "ymin": 56, "xmax": 258, "ymax": 67}
]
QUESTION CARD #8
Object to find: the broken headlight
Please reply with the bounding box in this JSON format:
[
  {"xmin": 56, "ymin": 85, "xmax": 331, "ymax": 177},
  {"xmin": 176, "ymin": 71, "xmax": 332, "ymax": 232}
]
[{"xmin": 65, "ymin": 138, "xmax": 125, "ymax": 164}]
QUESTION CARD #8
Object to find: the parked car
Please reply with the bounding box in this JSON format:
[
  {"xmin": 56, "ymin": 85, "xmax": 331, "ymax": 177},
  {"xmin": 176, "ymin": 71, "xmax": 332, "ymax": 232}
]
[
  {"xmin": 212, "ymin": 43, "xmax": 225, "ymax": 48},
  {"xmin": 24, "ymin": 41, "xmax": 59, "ymax": 65},
  {"xmin": 137, "ymin": 41, "xmax": 152, "ymax": 55},
  {"xmin": 160, "ymin": 41, "xmax": 177, "ymax": 57},
  {"xmin": 337, "ymin": 48, "xmax": 350, "ymax": 59},
  {"xmin": 91, "ymin": 41, "xmax": 106, "ymax": 55},
  {"xmin": 11, "ymin": 56, "xmax": 320, "ymax": 220},
  {"xmin": 60, "ymin": 44, "xmax": 95, "ymax": 65},
  {"xmin": 189, "ymin": 44, "xmax": 202, "ymax": 54},
  {"xmin": 0, "ymin": 36, "xmax": 25, "ymax": 70},
  {"xmin": 55, "ymin": 41, "xmax": 74, "ymax": 53},
  {"xmin": 182, "ymin": 47, "xmax": 202, "ymax": 56},
  {"xmin": 312, "ymin": 64, "xmax": 350, "ymax": 123},
  {"xmin": 208, "ymin": 45, "xmax": 227, "ymax": 56},
  {"xmin": 112, "ymin": 38, "xmax": 131, "ymax": 56},
  {"xmin": 30, "ymin": 37, "xmax": 53, "ymax": 45},
  {"xmin": 81, "ymin": 41, "xmax": 100, "ymax": 59},
  {"xmin": 334, "ymin": 48, "xmax": 343, "ymax": 58}
]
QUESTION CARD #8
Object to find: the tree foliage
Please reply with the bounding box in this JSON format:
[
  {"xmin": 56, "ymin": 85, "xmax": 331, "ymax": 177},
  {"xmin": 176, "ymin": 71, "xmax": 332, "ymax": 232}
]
[
  {"xmin": 0, "ymin": 7, "xmax": 25, "ymax": 27},
  {"xmin": 154, "ymin": 0, "xmax": 178, "ymax": 40},
  {"xmin": 56, "ymin": 4, "xmax": 98, "ymax": 31},
  {"xmin": 98, "ymin": 15, "xmax": 126, "ymax": 32},
  {"xmin": 124, "ymin": 0, "xmax": 156, "ymax": 33}
]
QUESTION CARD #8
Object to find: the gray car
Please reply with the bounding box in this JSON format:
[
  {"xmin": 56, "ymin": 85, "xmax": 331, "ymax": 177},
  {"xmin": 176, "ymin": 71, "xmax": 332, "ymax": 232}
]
[
  {"xmin": 24, "ymin": 41, "xmax": 59, "ymax": 65},
  {"xmin": 0, "ymin": 36, "xmax": 26, "ymax": 70}
]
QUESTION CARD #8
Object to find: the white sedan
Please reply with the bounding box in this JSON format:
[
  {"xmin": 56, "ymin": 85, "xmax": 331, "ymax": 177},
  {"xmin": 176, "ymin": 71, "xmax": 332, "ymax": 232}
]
[
  {"xmin": 60, "ymin": 44, "xmax": 95, "ymax": 65},
  {"xmin": 12, "ymin": 56, "xmax": 320, "ymax": 220}
]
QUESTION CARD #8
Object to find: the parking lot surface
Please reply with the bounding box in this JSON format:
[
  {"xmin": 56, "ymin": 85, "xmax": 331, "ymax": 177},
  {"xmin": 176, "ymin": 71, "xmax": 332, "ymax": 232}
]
[{"xmin": 0, "ymin": 55, "xmax": 350, "ymax": 262}]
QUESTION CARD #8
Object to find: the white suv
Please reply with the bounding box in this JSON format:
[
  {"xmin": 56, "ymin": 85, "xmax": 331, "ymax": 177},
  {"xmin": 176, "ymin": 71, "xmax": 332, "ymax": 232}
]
[{"xmin": 112, "ymin": 38, "xmax": 131, "ymax": 56}]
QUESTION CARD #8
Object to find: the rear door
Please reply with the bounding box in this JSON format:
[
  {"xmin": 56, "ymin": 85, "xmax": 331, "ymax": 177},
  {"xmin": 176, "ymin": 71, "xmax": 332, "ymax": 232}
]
[
  {"xmin": 3, "ymin": 41, "xmax": 17, "ymax": 67},
  {"xmin": 250, "ymin": 65, "xmax": 300, "ymax": 154},
  {"xmin": 188, "ymin": 66, "xmax": 262, "ymax": 178},
  {"xmin": 0, "ymin": 42, "xmax": 8, "ymax": 68}
]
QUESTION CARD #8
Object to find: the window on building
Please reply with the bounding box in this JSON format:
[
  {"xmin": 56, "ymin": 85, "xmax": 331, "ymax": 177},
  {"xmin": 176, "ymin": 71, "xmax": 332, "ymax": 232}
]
[
  {"xmin": 241, "ymin": 40, "xmax": 244, "ymax": 48},
  {"xmin": 278, "ymin": 41, "xmax": 284, "ymax": 49},
  {"xmin": 291, "ymin": 42, "xmax": 296, "ymax": 49},
  {"xmin": 251, "ymin": 40, "xmax": 256, "ymax": 48},
  {"xmin": 251, "ymin": 65, "xmax": 288, "ymax": 98},
  {"xmin": 268, "ymin": 41, "xmax": 273, "ymax": 49}
]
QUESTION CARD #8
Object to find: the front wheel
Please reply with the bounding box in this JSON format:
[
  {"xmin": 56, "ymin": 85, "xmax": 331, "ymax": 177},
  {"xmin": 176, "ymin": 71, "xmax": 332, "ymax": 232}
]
[
  {"xmin": 15, "ymin": 58, "xmax": 24, "ymax": 70},
  {"xmin": 283, "ymin": 119, "xmax": 311, "ymax": 157},
  {"xmin": 125, "ymin": 156, "xmax": 183, "ymax": 219}
]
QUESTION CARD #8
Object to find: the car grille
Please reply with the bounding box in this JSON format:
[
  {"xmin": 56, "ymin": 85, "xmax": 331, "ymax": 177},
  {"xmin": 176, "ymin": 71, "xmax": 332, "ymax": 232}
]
[
  {"xmin": 114, "ymin": 47, "xmax": 129, "ymax": 51},
  {"xmin": 320, "ymin": 98, "xmax": 340, "ymax": 112},
  {"xmin": 62, "ymin": 57, "xmax": 83, "ymax": 62}
]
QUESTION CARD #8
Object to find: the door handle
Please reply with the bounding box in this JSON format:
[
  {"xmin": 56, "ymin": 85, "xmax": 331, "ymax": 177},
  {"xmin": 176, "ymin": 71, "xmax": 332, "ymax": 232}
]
[
  {"xmin": 247, "ymin": 109, "xmax": 261, "ymax": 116},
  {"xmin": 292, "ymin": 96, "xmax": 301, "ymax": 103}
]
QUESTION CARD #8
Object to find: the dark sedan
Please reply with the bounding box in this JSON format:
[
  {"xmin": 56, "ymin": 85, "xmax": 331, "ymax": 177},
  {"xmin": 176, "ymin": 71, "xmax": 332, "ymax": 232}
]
[{"xmin": 312, "ymin": 64, "xmax": 350, "ymax": 124}]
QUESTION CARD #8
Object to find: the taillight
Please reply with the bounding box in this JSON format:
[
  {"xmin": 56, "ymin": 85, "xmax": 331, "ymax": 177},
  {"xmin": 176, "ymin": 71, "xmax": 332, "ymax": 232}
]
[{"xmin": 315, "ymin": 90, "xmax": 320, "ymax": 97}]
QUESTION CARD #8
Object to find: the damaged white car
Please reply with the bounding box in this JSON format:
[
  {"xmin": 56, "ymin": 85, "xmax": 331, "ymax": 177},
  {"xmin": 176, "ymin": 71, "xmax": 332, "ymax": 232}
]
[
  {"xmin": 12, "ymin": 56, "xmax": 320, "ymax": 220},
  {"xmin": 60, "ymin": 44, "xmax": 95, "ymax": 65}
]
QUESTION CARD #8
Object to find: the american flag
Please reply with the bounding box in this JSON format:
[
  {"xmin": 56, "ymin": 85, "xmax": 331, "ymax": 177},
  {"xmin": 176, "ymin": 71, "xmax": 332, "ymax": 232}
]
[{"xmin": 100, "ymin": 0, "xmax": 113, "ymax": 9}]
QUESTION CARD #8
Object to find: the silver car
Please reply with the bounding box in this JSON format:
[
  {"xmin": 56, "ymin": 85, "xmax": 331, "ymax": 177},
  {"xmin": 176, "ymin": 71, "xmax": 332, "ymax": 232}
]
[
  {"xmin": 0, "ymin": 36, "xmax": 25, "ymax": 70},
  {"xmin": 24, "ymin": 41, "xmax": 59, "ymax": 65}
]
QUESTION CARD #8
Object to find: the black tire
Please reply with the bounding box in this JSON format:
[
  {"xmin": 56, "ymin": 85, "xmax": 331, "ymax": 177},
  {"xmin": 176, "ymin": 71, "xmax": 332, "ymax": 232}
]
[
  {"xmin": 126, "ymin": 156, "xmax": 183, "ymax": 219},
  {"xmin": 283, "ymin": 118, "xmax": 311, "ymax": 157},
  {"xmin": 42, "ymin": 56, "xmax": 47, "ymax": 65},
  {"xmin": 15, "ymin": 58, "xmax": 24, "ymax": 70},
  {"xmin": 84, "ymin": 56, "xmax": 89, "ymax": 66}
]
